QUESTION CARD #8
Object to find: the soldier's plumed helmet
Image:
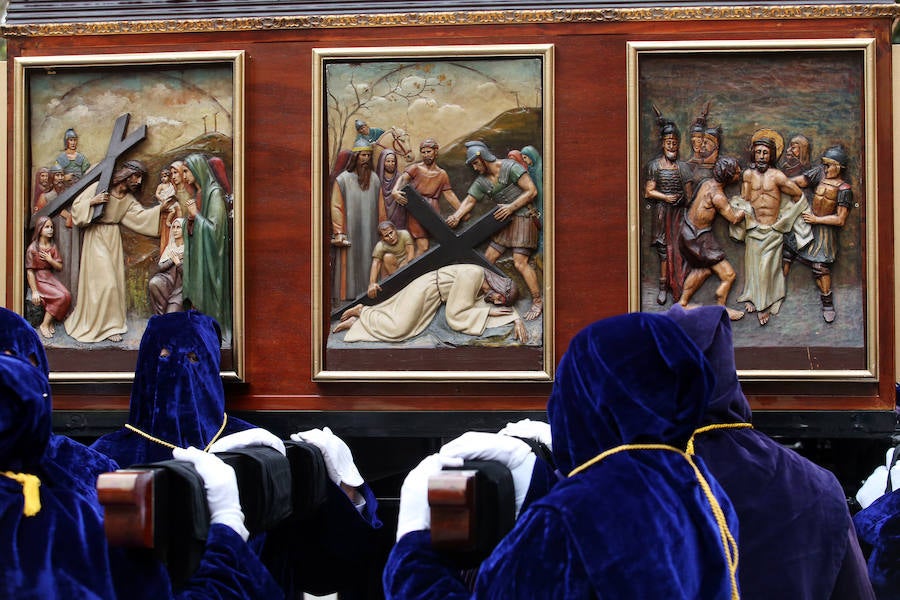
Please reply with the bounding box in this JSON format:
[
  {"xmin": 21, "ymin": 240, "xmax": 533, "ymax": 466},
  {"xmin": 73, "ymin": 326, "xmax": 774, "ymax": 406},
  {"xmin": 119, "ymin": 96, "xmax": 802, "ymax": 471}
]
[
  {"xmin": 465, "ymin": 141, "xmax": 496, "ymax": 165},
  {"xmin": 355, "ymin": 119, "xmax": 367, "ymax": 131},
  {"xmin": 658, "ymin": 119, "xmax": 680, "ymax": 141}
]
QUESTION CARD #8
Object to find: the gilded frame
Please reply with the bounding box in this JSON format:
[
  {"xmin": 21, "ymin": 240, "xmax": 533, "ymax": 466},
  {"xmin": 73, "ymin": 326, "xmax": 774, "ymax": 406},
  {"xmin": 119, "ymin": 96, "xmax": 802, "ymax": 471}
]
[
  {"xmin": 312, "ymin": 44, "xmax": 554, "ymax": 382},
  {"xmin": 12, "ymin": 51, "xmax": 245, "ymax": 382},
  {"xmin": 627, "ymin": 39, "xmax": 878, "ymax": 381}
]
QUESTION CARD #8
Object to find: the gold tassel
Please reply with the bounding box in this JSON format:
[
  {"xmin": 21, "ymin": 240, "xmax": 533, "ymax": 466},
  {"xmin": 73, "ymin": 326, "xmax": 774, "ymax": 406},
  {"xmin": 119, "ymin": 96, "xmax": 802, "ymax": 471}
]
[{"xmin": 3, "ymin": 471, "xmax": 41, "ymax": 516}]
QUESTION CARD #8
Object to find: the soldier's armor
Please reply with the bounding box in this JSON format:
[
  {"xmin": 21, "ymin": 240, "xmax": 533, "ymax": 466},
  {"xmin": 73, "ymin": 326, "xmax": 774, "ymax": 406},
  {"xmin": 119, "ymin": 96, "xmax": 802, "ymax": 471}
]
[
  {"xmin": 811, "ymin": 179, "xmax": 840, "ymax": 216},
  {"xmin": 655, "ymin": 167, "xmax": 686, "ymax": 204}
]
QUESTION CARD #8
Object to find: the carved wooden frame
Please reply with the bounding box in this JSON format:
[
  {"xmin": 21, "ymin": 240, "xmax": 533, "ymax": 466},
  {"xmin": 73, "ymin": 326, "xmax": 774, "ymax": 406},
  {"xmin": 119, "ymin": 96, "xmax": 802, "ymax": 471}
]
[
  {"xmin": 627, "ymin": 39, "xmax": 878, "ymax": 381},
  {"xmin": 12, "ymin": 51, "xmax": 245, "ymax": 382},
  {"xmin": 312, "ymin": 44, "xmax": 554, "ymax": 382}
]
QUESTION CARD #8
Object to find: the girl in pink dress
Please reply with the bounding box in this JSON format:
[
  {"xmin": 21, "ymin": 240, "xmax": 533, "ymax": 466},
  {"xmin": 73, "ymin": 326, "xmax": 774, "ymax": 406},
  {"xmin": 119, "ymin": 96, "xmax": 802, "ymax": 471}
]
[{"xmin": 26, "ymin": 215, "xmax": 72, "ymax": 338}]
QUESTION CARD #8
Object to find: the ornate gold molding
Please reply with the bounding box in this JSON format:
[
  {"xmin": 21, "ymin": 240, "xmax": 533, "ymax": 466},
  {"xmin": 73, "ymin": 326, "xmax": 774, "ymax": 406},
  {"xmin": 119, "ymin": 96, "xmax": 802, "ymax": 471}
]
[{"xmin": 4, "ymin": 4, "xmax": 900, "ymax": 37}]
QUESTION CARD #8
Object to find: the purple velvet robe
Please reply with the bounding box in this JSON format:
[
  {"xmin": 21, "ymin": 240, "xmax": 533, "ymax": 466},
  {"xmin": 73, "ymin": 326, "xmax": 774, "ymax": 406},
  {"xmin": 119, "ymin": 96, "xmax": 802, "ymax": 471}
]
[
  {"xmin": 384, "ymin": 312, "xmax": 740, "ymax": 598},
  {"xmin": 666, "ymin": 304, "xmax": 873, "ymax": 600},
  {"xmin": 90, "ymin": 310, "xmax": 382, "ymax": 598},
  {"xmin": 0, "ymin": 308, "xmax": 281, "ymax": 600}
]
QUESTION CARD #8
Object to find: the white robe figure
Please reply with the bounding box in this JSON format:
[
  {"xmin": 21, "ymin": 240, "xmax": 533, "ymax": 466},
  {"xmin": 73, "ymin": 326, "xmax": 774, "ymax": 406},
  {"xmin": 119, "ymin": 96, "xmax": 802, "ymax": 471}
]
[
  {"xmin": 65, "ymin": 182, "xmax": 162, "ymax": 342},
  {"xmin": 344, "ymin": 264, "xmax": 519, "ymax": 343}
]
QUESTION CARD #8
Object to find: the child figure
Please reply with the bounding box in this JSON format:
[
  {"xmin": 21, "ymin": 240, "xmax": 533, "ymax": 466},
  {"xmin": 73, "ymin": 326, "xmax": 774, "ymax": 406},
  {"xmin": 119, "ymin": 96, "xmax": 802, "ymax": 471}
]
[
  {"xmin": 156, "ymin": 168, "xmax": 181, "ymax": 254},
  {"xmin": 155, "ymin": 167, "xmax": 176, "ymax": 204},
  {"xmin": 26, "ymin": 216, "xmax": 72, "ymax": 338}
]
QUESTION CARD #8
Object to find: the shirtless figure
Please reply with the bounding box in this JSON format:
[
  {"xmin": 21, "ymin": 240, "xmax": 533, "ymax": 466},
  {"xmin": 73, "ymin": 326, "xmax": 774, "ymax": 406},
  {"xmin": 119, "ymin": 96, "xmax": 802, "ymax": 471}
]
[
  {"xmin": 679, "ymin": 157, "xmax": 745, "ymax": 320},
  {"xmin": 738, "ymin": 136, "xmax": 804, "ymax": 325}
]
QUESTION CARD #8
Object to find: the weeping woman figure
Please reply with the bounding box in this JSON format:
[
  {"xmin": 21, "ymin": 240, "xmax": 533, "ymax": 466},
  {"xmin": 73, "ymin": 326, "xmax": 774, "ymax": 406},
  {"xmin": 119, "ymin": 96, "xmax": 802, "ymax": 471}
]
[
  {"xmin": 180, "ymin": 154, "xmax": 232, "ymax": 344},
  {"xmin": 377, "ymin": 149, "xmax": 406, "ymax": 231}
]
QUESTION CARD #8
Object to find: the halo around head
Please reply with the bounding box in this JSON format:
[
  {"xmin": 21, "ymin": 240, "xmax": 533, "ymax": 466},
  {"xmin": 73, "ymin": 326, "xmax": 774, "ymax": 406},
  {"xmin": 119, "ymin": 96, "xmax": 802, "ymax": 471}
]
[{"xmin": 750, "ymin": 128, "xmax": 785, "ymax": 162}]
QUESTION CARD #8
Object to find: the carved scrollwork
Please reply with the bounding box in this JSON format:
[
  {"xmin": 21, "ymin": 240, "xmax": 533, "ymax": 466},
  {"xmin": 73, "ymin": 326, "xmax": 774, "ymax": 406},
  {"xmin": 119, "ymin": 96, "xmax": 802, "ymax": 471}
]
[{"xmin": 4, "ymin": 4, "xmax": 900, "ymax": 37}]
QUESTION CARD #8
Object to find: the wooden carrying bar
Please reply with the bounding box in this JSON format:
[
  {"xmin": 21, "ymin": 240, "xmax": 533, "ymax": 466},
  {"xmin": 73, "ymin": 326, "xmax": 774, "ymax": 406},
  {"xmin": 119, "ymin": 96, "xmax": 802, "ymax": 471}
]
[
  {"xmin": 428, "ymin": 460, "xmax": 516, "ymax": 567},
  {"xmin": 97, "ymin": 469, "xmax": 160, "ymax": 549}
]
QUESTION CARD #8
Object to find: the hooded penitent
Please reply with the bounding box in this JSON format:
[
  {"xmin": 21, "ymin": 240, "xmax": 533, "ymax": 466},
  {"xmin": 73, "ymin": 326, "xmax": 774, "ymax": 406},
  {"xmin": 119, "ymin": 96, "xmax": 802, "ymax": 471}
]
[
  {"xmin": 0, "ymin": 307, "xmax": 50, "ymax": 376},
  {"xmin": 0, "ymin": 308, "xmax": 118, "ymax": 503},
  {"xmin": 666, "ymin": 304, "xmax": 872, "ymax": 600},
  {"xmin": 0, "ymin": 308, "xmax": 282, "ymax": 600},
  {"xmin": 384, "ymin": 312, "xmax": 740, "ymax": 599},
  {"xmin": 91, "ymin": 310, "xmax": 253, "ymax": 467},
  {"xmin": 0, "ymin": 346, "xmax": 117, "ymax": 598}
]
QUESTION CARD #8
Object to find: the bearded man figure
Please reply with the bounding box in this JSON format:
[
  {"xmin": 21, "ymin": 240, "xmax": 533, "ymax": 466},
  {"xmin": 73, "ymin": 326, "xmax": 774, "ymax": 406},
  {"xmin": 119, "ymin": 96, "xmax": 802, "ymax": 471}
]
[
  {"xmin": 331, "ymin": 139, "xmax": 384, "ymax": 302},
  {"xmin": 732, "ymin": 131, "xmax": 806, "ymax": 326},
  {"xmin": 65, "ymin": 160, "xmax": 175, "ymax": 343},
  {"xmin": 390, "ymin": 137, "xmax": 463, "ymax": 257},
  {"xmin": 643, "ymin": 108, "xmax": 693, "ymax": 306},
  {"xmin": 334, "ymin": 264, "xmax": 526, "ymax": 343}
]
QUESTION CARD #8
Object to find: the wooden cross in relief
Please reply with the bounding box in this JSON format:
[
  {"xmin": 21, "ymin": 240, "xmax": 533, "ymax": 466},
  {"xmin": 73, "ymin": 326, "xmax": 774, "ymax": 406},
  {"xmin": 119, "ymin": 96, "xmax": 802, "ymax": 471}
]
[
  {"xmin": 330, "ymin": 184, "xmax": 510, "ymax": 319},
  {"xmin": 30, "ymin": 113, "xmax": 147, "ymax": 228}
]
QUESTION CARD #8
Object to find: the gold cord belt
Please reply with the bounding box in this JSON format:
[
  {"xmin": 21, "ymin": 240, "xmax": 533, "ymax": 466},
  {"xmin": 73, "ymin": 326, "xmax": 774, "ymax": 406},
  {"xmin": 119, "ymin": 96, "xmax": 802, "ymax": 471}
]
[
  {"xmin": 124, "ymin": 412, "xmax": 228, "ymax": 452},
  {"xmin": 686, "ymin": 422, "xmax": 753, "ymax": 456}
]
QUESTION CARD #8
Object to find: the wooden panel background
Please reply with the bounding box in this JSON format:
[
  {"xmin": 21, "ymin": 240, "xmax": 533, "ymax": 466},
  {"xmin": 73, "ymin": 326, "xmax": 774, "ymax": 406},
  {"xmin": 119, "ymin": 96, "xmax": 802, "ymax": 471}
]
[{"xmin": 4, "ymin": 11, "xmax": 896, "ymax": 416}]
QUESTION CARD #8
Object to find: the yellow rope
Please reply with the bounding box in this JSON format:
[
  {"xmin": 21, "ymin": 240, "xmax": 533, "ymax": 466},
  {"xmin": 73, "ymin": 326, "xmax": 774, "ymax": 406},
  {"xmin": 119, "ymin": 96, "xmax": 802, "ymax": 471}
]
[
  {"xmin": 568, "ymin": 443, "xmax": 675, "ymax": 477},
  {"xmin": 3, "ymin": 471, "xmax": 41, "ymax": 516},
  {"xmin": 686, "ymin": 422, "xmax": 753, "ymax": 455},
  {"xmin": 569, "ymin": 443, "xmax": 740, "ymax": 600},
  {"xmin": 124, "ymin": 412, "xmax": 229, "ymax": 452}
]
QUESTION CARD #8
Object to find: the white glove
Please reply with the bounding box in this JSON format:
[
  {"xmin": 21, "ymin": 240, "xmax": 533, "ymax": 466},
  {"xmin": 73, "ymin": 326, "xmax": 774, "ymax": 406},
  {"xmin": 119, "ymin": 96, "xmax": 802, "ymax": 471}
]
[
  {"xmin": 290, "ymin": 427, "xmax": 363, "ymax": 487},
  {"xmin": 857, "ymin": 465, "xmax": 889, "ymax": 510},
  {"xmin": 173, "ymin": 446, "xmax": 249, "ymax": 541},
  {"xmin": 395, "ymin": 453, "xmax": 463, "ymax": 542},
  {"xmin": 440, "ymin": 431, "xmax": 536, "ymax": 517},
  {"xmin": 498, "ymin": 418, "xmax": 553, "ymax": 451},
  {"xmin": 880, "ymin": 447, "xmax": 900, "ymax": 492},
  {"xmin": 207, "ymin": 428, "xmax": 286, "ymax": 456}
]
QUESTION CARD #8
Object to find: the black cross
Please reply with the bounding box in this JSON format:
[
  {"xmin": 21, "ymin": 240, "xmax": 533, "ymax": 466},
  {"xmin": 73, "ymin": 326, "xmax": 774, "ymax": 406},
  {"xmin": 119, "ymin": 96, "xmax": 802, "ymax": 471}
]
[
  {"xmin": 330, "ymin": 184, "xmax": 510, "ymax": 319},
  {"xmin": 30, "ymin": 113, "xmax": 147, "ymax": 228}
]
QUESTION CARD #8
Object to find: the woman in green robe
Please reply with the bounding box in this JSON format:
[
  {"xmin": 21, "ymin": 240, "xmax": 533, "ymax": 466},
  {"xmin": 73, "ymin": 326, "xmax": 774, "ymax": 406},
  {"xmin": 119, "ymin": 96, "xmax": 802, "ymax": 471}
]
[{"xmin": 181, "ymin": 153, "xmax": 232, "ymax": 344}]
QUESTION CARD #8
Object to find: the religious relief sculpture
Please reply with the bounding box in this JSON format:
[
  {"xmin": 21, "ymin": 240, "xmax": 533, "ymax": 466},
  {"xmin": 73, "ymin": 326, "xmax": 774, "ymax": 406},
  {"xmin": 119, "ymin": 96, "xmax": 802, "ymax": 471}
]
[
  {"xmin": 730, "ymin": 129, "xmax": 807, "ymax": 326},
  {"xmin": 28, "ymin": 115, "xmax": 237, "ymax": 347},
  {"xmin": 643, "ymin": 101, "xmax": 858, "ymax": 329},
  {"xmin": 320, "ymin": 50, "xmax": 549, "ymax": 381}
]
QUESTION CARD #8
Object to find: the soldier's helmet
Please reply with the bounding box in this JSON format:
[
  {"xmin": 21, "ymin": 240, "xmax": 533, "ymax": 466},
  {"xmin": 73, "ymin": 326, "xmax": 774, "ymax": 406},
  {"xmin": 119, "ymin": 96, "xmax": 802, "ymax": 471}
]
[
  {"xmin": 822, "ymin": 145, "xmax": 848, "ymax": 169},
  {"xmin": 465, "ymin": 141, "xmax": 496, "ymax": 165}
]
